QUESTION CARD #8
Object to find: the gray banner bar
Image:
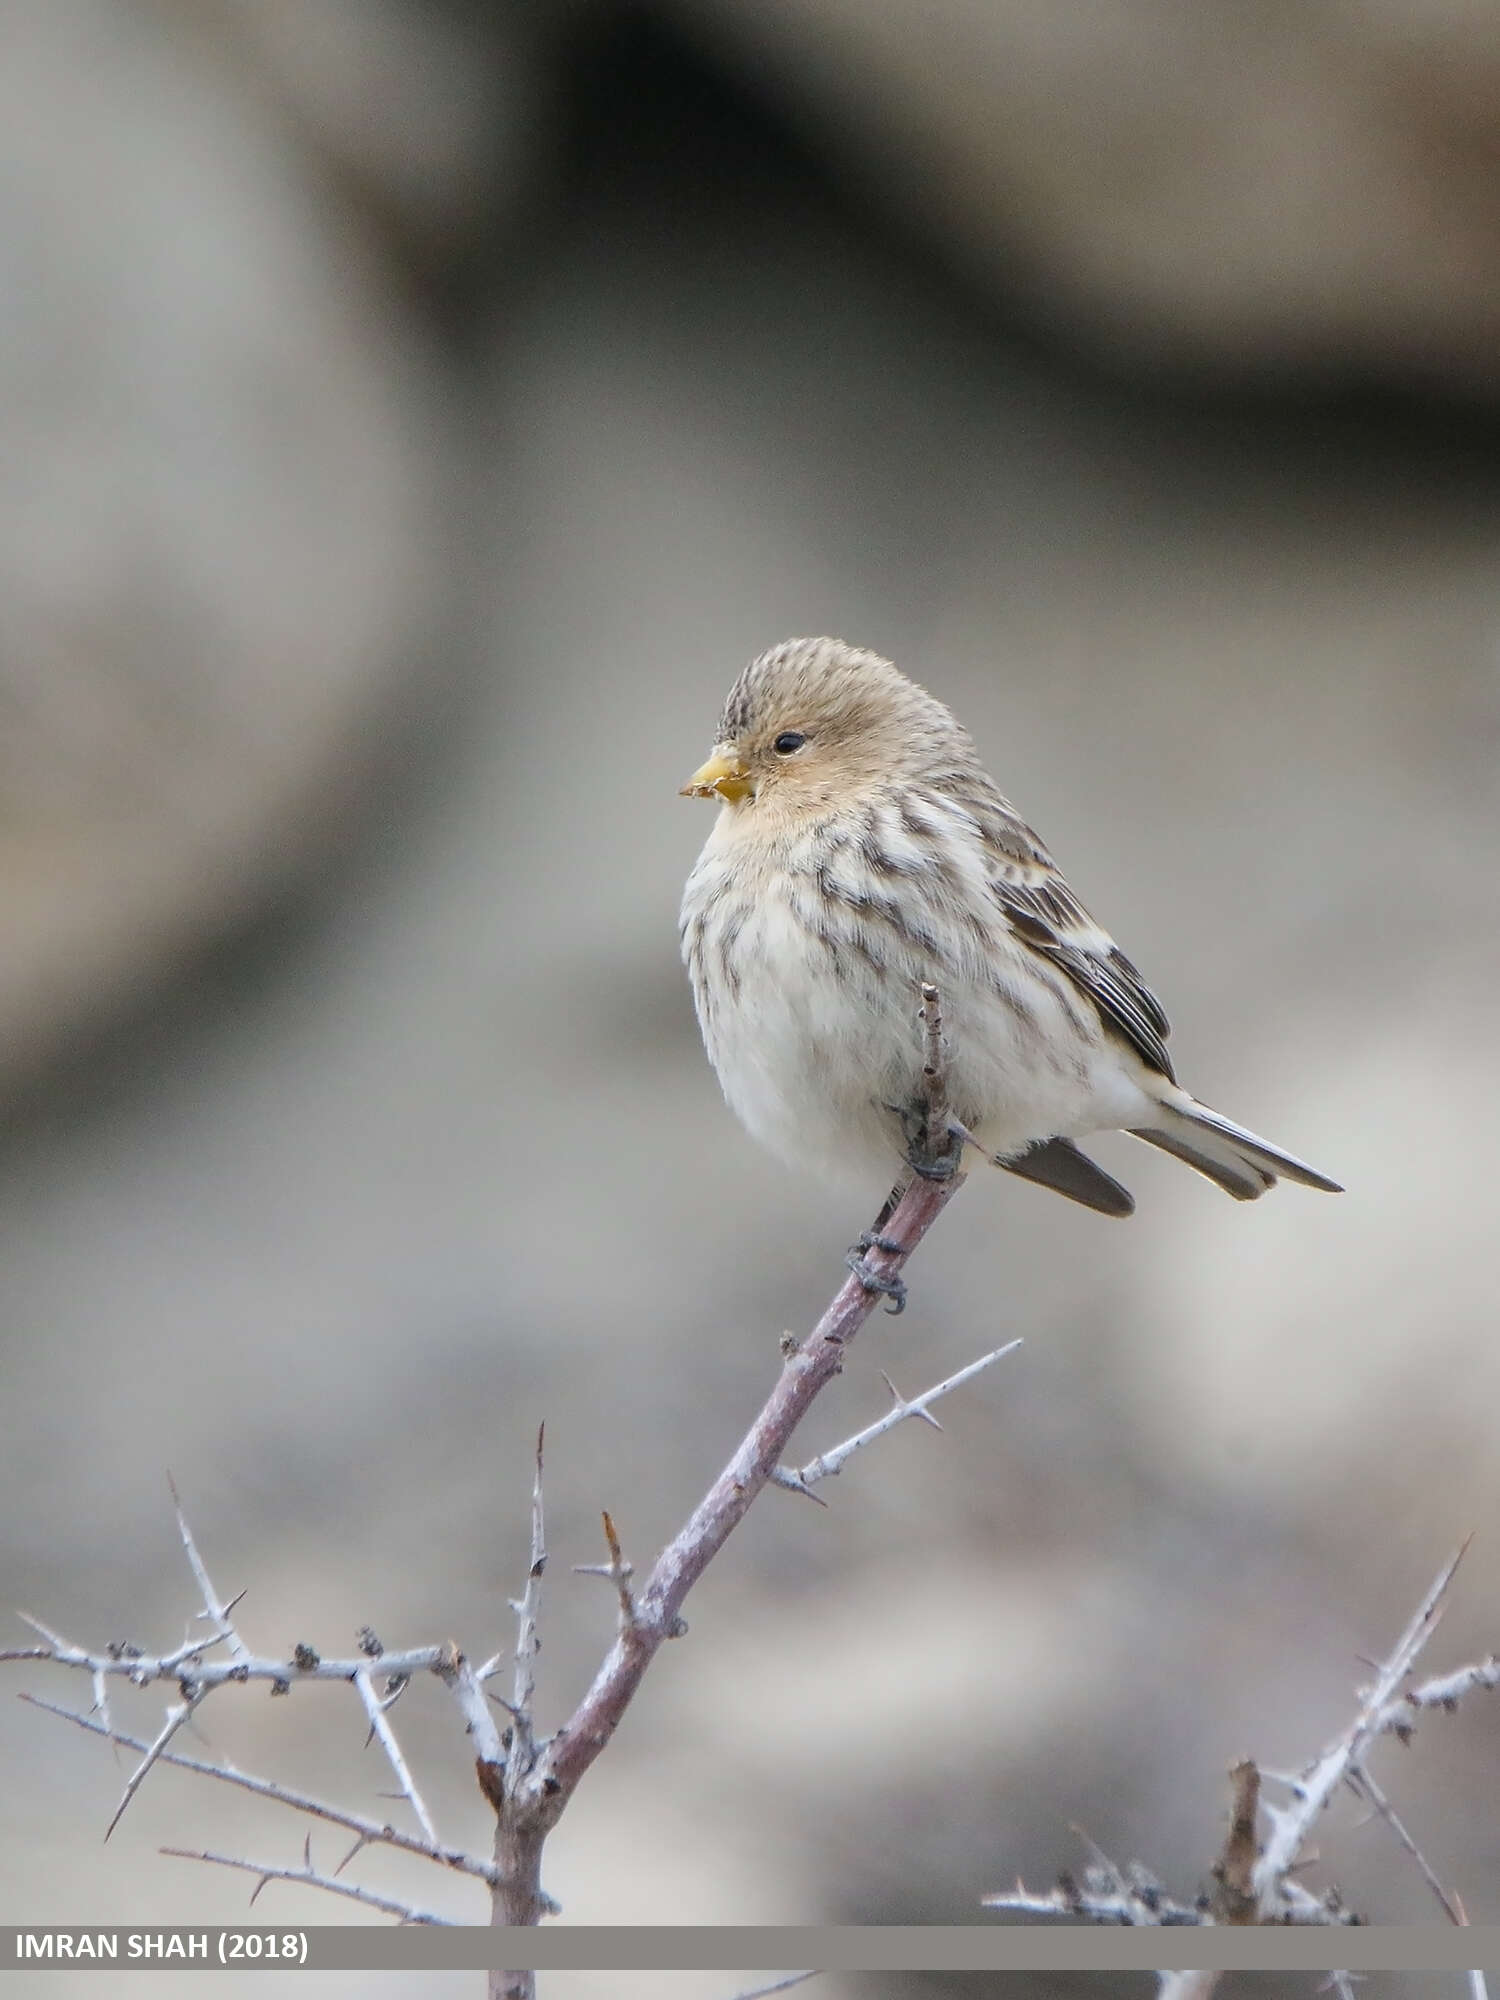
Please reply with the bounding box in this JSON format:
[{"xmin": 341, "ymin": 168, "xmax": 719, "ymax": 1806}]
[{"xmin": 2, "ymin": 1929, "xmax": 1497, "ymax": 1974}]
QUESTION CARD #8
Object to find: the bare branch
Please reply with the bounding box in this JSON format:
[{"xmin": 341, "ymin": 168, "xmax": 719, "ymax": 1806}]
[
  {"xmin": 105, "ymin": 1688, "xmax": 206, "ymax": 1840},
  {"xmin": 770, "ymin": 1343, "xmax": 1020, "ymax": 1496},
  {"xmin": 1208, "ymin": 1759, "xmax": 1260, "ymax": 1925},
  {"xmin": 530, "ymin": 1151, "xmax": 967, "ymax": 1817},
  {"xmin": 918, "ymin": 979, "xmax": 948, "ymax": 1163},
  {"xmin": 984, "ymin": 1870, "xmax": 1206, "ymax": 1926},
  {"xmin": 432, "ymin": 1646, "xmax": 507, "ymax": 1771},
  {"xmin": 13, "ymin": 1577, "xmax": 493, "ymax": 1863},
  {"xmin": 1253, "ymin": 1541, "xmax": 1470, "ymax": 1917},
  {"xmin": 1346, "ymin": 1765, "xmax": 1463, "ymax": 1925},
  {"xmin": 3, "ymin": 990, "xmax": 998, "ymax": 1948},
  {"xmin": 988, "ymin": 1830, "xmax": 1201, "ymax": 1927},
  {"xmin": 162, "ymin": 1845, "xmax": 451, "ymax": 1924},
  {"xmin": 38, "ymin": 1691, "xmax": 488, "ymax": 1878},
  {"xmin": 168, "ymin": 1474, "xmax": 249, "ymax": 1661},
  {"xmin": 505, "ymin": 1425, "xmax": 548, "ymax": 1790},
  {"xmin": 573, "ymin": 1511, "xmax": 638, "ymax": 1631},
  {"xmin": 3, "ymin": 1620, "xmax": 453, "ymax": 1693},
  {"xmin": 24, "ymin": 1692, "xmax": 497, "ymax": 1882},
  {"xmin": 353, "ymin": 1665, "xmax": 438, "ymax": 1846},
  {"xmin": 987, "ymin": 1545, "xmax": 1490, "ymax": 1934},
  {"xmin": 1157, "ymin": 1977, "xmax": 1220, "ymax": 2000},
  {"xmin": 1372, "ymin": 1654, "xmax": 1500, "ymax": 1745}
]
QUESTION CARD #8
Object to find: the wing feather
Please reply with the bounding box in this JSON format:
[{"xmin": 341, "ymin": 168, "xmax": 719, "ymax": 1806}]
[{"xmin": 956, "ymin": 787, "xmax": 1176, "ymax": 1080}]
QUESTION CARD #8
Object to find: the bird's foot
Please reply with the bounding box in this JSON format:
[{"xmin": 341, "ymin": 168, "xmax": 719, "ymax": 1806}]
[
  {"xmin": 845, "ymin": 1232, "xmax": 908, "ymax": 1315},
  {"xmin": 906, "ymin": 1126, "xmax": 966, "ymax": 1182},
  {"xmin": 887, "ymin": 1100, "xmax": 967, "ymax": 1183}
]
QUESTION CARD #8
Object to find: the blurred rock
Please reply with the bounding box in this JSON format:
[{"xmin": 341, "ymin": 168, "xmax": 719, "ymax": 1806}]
[
  {"xmin": 208, "ymin": 0, "xmax": 534, "ymax": 257},
  {"xmin": 0, "ymin": 0, "xmax": 451, "ymax": 1091},
  {"xmin": 667, "ymin": 0, "xmax": 1500, "ymax": 388}
]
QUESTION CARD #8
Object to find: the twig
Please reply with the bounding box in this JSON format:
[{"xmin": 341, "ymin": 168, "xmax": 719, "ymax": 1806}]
[
  {"xmin": 433, "ymin": 1647, "xmax": 507, "ymax": 1771},
  {"xmin": 573, "ymin": 1512, "xmax": 637, "ymax": 1631},
  {"xmin": 984, "ymin": 1871, "xmax": 1206, "ymax": 1926},
  {"xmin": 168, "ymin": 1473, "xmax": 249, "ymax": 1661},
  {"xmin": 769, "ymin": 1343, "xmax": 1019, "ymax": 1497},
  {"xmin": 1346, "ymin": 1765, "xmax": 1462, "ymax": 1924},
  {"xmin": 1373, "ymin": 1655, "xmax": 1500, "ymax": 1743},
  {"xmin": 10, "ymin": 1497, "xmax": 488, "ymax": 1872},
  {"xmin": 918, "ymin": 980, "xmax": 948, "ymax": 1164},
  {"xmin": 526, "ymin": 1143, "xmax": 966, "ymax": 1816},
  {"xmin": 1208, "ymin": 1759, "xmax": 1260, "ymax": 1925},
  {"xmin": 1157, "ymin": 1977, "xmax": 1219, "ymax": 2000},
  {"xmin": 90, "ymin": 1665, "xmax": 115, "ymax": 1758},
  {"xmin": 105, "ymin": 1686, "xmax": 207, "ymax": 1840},
  {"xmin": 505, "ymin": 1425, "xmax": 548, "ymax": 1789},
  {"xmin": 988, "ymin": 1831, "xmax": 1201, "ymax": 1927},
  {"xmin": 0, "ymin": 1626, "xmax": 454, "ymax": 1690},
  {"xmin": 162, "ymin": 1844, "xmax": 451, "ymax": 1924},
  {"xmin": 354, "ymin": 1665, "xmax": 438, "ymax": 1846},
  {"xmin": 7, "ymin": 986, "xmax": 1004, "ymax": 1951},
  {"xmin": 473, "ymin": 988, "xmax": 974, "ymax": 1949},
  {"xmin": 1253, "ymin": 1541, "xmax": 1469, "ymax": 1917},
  {"xmin": 23, "ymin": 1692, "xmax": 498, "ymax": 1881},
  {"xmin": 488, "ymin": 1430, "xmax": 560, "ymax": 1962},
  {"xmin": 987, "ymin": 1546, "xmax": 1492, "ymax": 1934}
]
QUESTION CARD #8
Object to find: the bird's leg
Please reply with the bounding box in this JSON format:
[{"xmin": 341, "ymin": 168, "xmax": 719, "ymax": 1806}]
[
  {"xmin": 893, "ymin": 1103, "xmax": 965, "ymax": 1182},
  {"xmin": 847, "ymin": 984, "xmax": 961, "ymax": 1312},
  {"xmin": 909, "ymin": 1127, "xmax": 965, "ymax": 1181},
  {"xmin": 845, "ymin": 1172, "xmax": 914, "ymax": 1314}
]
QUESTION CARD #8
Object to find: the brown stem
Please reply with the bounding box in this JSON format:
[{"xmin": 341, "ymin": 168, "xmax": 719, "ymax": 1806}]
[
  {"xmin": 487, "ymin": 1157, "xmax": 966, "ymax": 1924},
  {"xmin": 490, "ymin": 1800, "xmax": 549, "ymax": 1996}
]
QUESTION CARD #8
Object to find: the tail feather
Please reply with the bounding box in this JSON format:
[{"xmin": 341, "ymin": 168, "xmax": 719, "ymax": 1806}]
[
  {"xmin": 999, "ymin": 1136, "xmax": 1136, "ymax": 1217},
  {"xmin": 1132, "ymin": 1124, "xmax": 1271, "ymax": 1200},
  {"xmin": 1132, "ymin": 1097, "xmax": 1343, "ymax": 1201}
]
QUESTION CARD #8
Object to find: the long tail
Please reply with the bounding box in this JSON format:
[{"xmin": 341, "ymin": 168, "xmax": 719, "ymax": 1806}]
[{"xmin": 1131, "ymin": 1093, "xmax": 1342, "ymax": 1202}]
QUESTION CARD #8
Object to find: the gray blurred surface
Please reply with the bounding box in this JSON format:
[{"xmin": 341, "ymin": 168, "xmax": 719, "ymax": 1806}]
[
  {"xmin": 667, "ymin": 0, "xmax": 1500, "ymax": 386},
  {"xmin": 1, "ymin": 1, "xmax": 1497, "ymax": 1981}
]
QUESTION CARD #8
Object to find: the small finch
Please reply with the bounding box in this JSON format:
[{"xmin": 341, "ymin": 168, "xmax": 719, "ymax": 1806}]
[{"xmin": 679, "ymin": 636, "xmax": 1341, "ymax": 1218}]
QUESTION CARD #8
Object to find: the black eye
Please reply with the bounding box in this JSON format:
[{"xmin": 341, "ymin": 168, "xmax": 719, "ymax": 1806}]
[{"xmin": 773, "ymin": 731, "xmax": 807, "ymax": 755}]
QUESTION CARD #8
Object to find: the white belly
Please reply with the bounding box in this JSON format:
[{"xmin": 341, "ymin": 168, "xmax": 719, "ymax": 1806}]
[{"xmin": 681, "ymin": 822, "xmax": 1152, "ymax": 1189}]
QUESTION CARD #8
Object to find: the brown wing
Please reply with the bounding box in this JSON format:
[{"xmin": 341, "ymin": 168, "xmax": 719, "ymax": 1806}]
[{"xmin": 965, "ymin": 789, "xmax": 1176, "ymax": 1082}]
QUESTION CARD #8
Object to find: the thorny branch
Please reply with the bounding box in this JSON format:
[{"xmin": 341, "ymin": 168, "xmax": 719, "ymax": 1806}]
[
  {"xmin": 769, "ymin": 1344, "xmax": 1020, "ymax": 1500},
  {"xmin": 985, "ymin": 1543, "xmax": 1496, "ymax": 1935},
  {"xmin": 1209, "ymin": 1759, "xmax": 1260, "ymax": 1926},
  {"xmin": 17, "ymin": 1693, "xmax": 500, "ymax": 1885},
  {"xmin": 5, "ymin": 1586, "xmax": 501, "ymax": 1898},
  {"xmin": 573, "ymin": 1511, "xmax": 637, "ymax": 1631},
  {"xmin": 162, "ymin": 1840, "xmax": 451, "ymax": 1925},
  {"xmin": 1251, "ymin": 1540, "xmax": 1472, "ymax": 1916},
  {"xmin": 7, "ymin": 981, "xmax": 1010, "ymax": 1980},
  {"xmin": 481, "ymin": 986, "xmax": 977, "ymax": 1949}
]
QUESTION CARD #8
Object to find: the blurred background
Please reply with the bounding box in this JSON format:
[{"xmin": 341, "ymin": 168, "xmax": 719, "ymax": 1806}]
[{"xmin": 2, "ymin": 2, "xmax": 1499, "ymax": 1995}]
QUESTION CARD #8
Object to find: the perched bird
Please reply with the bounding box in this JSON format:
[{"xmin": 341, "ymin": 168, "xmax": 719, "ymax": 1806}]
[{"xmin": 679, "ymin": 637, "xmax": 1340, "ymax": 1224}]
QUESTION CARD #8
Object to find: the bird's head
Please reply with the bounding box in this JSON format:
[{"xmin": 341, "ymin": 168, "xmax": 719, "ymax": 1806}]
[{"xmin": 680, "ymin": 637, "xmax": 967, "ymax": 814}]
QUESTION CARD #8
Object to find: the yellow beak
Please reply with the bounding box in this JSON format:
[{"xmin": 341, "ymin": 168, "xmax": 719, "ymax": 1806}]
[{"xmin": 680, "ymin": 747, "xmax": 753, "ymax": 803}]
